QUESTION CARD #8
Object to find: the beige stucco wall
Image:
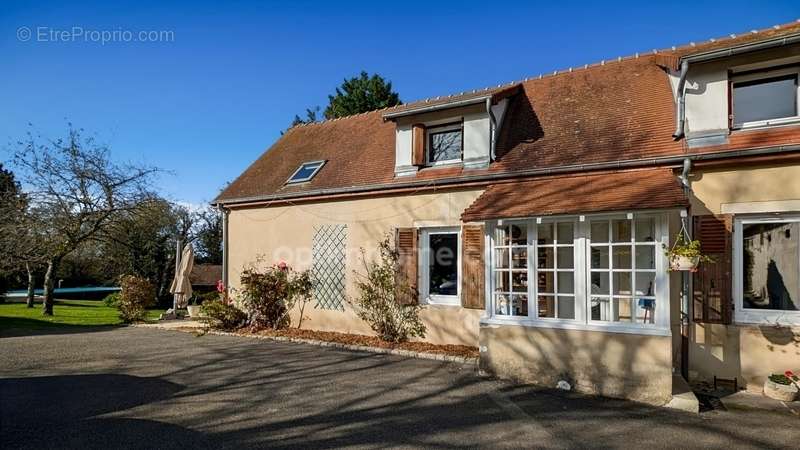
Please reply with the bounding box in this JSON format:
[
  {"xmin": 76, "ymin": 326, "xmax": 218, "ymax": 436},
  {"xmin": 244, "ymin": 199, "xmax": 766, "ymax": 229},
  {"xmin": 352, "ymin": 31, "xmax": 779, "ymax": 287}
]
[
  {"xmin": 479, "ymin": 324, "xmax": 673, "ymax": 405},
  {"xmin": 688, "ymin": 162, "xmax": 800, "ymax": 389},
  {"xmin": 226, "ymin": 188, "xmax": 485, "ymax": 346}
]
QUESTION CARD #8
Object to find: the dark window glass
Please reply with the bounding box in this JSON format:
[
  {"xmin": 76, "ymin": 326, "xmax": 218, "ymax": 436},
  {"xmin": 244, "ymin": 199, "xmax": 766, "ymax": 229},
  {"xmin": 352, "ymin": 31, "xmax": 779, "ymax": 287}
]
[
  {"xmin": 742, "ymin": 222, "xmax": 799, "ymax": 311},
  {"xmin": 733, "ymin": 75, "xmax": 797, "ymax": 124},
  {"xmin": 428, "ymin": 126, "xmax": 462, "ymax": 163},
  {"xmin": 429, "ymin": 234, "xmax": 458, "ymax": 296},
  {"xmin": 288, "ymin": 161, "xmax": 324, "ymax": 183}
]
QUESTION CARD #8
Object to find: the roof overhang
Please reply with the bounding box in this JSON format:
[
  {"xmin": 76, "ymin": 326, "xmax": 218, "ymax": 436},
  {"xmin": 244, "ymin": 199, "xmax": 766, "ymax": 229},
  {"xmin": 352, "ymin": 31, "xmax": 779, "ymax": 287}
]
[{"xmin": 382, "ymin": 84, "xmax": 522, "ymax": 121}]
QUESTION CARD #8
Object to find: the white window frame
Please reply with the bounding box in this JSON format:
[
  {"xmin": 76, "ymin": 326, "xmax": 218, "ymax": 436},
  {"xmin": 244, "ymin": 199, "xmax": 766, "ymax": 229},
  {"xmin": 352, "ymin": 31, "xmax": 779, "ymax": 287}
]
[
  {"xmin": 426, "ymin": 122, "xmax": 463, "ymax": 166},
  {"xmin": 420, "ymin": 227, "xmax": 461, "ymax": 306},
  {"xmin": 733, "ymin": 214, "xmax": 800, "ymax": 326},
  {"xmin": 731, "ymin": 66, "xmax": 800, "ymax": 130},
  {"xmin": 483, "ymin": 212, "xmax": 671, "ymax": 336},
  {"xmin": 286, "ymin": 160, "xmax": 326, "ymax": 184}
]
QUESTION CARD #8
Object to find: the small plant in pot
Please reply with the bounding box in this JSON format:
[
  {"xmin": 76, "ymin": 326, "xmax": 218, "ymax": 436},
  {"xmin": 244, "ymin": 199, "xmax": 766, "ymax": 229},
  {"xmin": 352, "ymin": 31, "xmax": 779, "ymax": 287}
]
[
  {"xmin": 764, "ymin": 371, "xmax": 799, "ymax": 402},
  {"xmin": 664, "ymin": 234, "xmax": 714, "ymax": 272}
]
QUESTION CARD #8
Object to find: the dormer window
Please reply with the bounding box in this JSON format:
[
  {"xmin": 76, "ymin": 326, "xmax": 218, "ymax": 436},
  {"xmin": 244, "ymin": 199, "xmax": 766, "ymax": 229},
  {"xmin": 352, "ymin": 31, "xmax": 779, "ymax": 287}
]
[
  {"xmin": 732, "ymin": 67, "xmax": 799, "ymax": 129},
  {"xmin": 286, "ymin": 160, "xmax": 325, "ymax": 184},
  {"xmin": 427, "ymin": 122, "xmax": 463, "ymax": 165}
]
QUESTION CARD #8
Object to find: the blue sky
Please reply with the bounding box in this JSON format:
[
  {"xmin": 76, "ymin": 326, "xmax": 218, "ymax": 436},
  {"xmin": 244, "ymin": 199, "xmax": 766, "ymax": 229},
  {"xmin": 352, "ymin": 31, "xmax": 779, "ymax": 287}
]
[{"xmin": 1, "ymin": 1, "xmax": 798, "ymax": 206}]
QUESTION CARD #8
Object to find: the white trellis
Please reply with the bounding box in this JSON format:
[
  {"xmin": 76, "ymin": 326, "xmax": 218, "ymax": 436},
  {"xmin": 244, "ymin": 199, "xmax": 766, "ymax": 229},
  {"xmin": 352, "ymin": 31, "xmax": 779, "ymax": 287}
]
[{"xmin": 312, "ymin": 224, "xmax": 347, "ymax": 311}]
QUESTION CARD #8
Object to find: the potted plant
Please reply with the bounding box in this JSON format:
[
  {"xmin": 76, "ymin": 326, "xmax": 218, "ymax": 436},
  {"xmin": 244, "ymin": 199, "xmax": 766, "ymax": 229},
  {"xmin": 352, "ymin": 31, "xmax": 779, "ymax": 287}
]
[
  {"xmin": 664, "ymin": 234, "xmax": 714, "ymax": 272},
  {"xmin": 763, "ymin": 371, "xmax": 799, "ymax": 401}
]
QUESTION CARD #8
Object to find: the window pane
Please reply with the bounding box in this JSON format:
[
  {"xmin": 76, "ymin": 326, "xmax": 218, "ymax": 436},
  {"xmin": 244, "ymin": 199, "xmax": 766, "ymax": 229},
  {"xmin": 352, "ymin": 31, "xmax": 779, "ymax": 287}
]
[
  {"xmin": 511, "ymin": 248, "xmax": 527, "ymax": 269},
  {"xmin": 557, "ymin": 222, "xmax": 574, "ymax": 244},
  {"xmin": 512, "ymin": 295, "xmax": 529, "ymax": 316},
  {"xmin": 591, "ymin": 221, "xmax": 609, "ymax": 243},
  {"xmin": 537, "ymin": 247, "xmax": 554, "ymax": 269},
  {"xmin": 512, "ymin": 272, "xmax": 528, "ymax": 292},
  {"xmin": 494, "ymin": 271, "xmax": 509, "ymax": 292},
  {"xmin": 557, "ymin": 296, "xmax": 575, "ymax": 319},
  {"xmin": 733, "ymin": 75, "xmax": 797, "ymax": 124},
  {"xmin": 557, "ymin": 247, "xmax": 574, "ymax": 269},
  {"xmin": 429, "ymin": 128, "xmax": 462, "ymax": 162},
  {"xmin": 615, "ymin": 298, "xmax": 634, "ymax": 322},
  {"xmin": 637, "ymin": 298, "xmax": 656, "ymax": 324},
  {"xmin": 557, "ymin": 272, "xmax": 574, "ymax": 294},
  {"xmin": 742, "ymin": 222, "xmax": 800, "ymax": 311},
  {"xmin": 613, "ymin": 272, "xmax": 632, "ymax": 295},
  {"xmin": 537, "ymin": 223, "xmax": 554, "ymax": 244},
  {"xmin": 612, "ymin": 246, "xmax": 632, "ymax": 269},
  {"xmin": 495, "ymin": 249, "xmax": 509, "ymax": 269},
  {"xmin": 612, "ymin": 219, "xmax": 632, "ymax": 242},
  {"xmin": 510, "ymin": 224, "xmax": 527, "ymax": 245},
  {"xmin": 538, "ymin": 272, "xmax": 555, "ymax": 294},
  {"xmin": 495, "ymin": 226, "xmax": 509, "ymax": 246},
  {"xmin": 591, "ymin": 297, "xmax": 610, "ymax": 321},
  {"xmin": 288, "ymin": 162, "xmax": 323, "ymax": 182},
  {"xmin": 538, "ymin": 295, "xmax": 555, "ymax": 318},
  {"xmin": 429, "ymin": 234, "xmax": 458, "ymax": 296},
  {"xmin": 591, "ymin": 272, "xmax": 610, "ymax": 296},
  {"xmin": 635, "ymin": 272, "xmax": 655, "ymax": 296},
  {"xmin": 635, "ymin": 245, "xmax": 655, "ymax": 269},
  {"xmin": 591, "ymin": 246, "xmax": 609, "ymax": 269},
  {"xmin": 496, "ymin": 294, "xmax": 510, "ymax": 315},
  {"xmin": 635, "ymin": 218, "xmax": 656, "ymax": 242}
]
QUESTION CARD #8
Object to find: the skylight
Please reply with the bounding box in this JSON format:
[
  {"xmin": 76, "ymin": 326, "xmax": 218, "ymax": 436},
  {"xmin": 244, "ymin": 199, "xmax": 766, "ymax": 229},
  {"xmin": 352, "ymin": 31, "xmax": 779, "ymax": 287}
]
[{"xmin": 286, "ymin": 160, "xmax": 326, "ymax": 184}]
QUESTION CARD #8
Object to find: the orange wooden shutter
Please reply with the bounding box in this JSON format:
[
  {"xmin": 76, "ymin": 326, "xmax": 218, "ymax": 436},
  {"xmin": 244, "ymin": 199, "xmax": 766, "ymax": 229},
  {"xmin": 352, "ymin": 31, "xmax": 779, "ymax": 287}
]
[
  {"xmin": 692, "ymin": 215, "xmax": 733, "ymax": 324},
  {"xmin": 461, "ymin": 224, "xmax": 485, "ymax": 310},
  {"xmin": 411, "ymin": 124, "xmax": 426, "ymax": 166},
  {"xmin": 395, "ymin": 228, "xmax": 419, "ymax": 305}
]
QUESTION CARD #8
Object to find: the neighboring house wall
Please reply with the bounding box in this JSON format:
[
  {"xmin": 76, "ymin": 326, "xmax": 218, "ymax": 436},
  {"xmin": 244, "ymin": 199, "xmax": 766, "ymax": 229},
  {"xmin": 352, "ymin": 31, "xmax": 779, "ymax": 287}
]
[
  {"xmin": 226, "ymin": 188, "xmax": 485, "ymax": 346},
  {"xmin": 688, "ymin": 162, "xmax": 800, "ymax": 390}
]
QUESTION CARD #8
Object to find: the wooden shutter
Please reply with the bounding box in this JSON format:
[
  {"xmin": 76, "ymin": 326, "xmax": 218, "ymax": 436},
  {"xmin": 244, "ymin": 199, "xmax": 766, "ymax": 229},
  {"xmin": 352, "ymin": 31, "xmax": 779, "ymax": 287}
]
[
  {"xmin": 395, "ymin": 228, "xmax": 419, "ymax": 305},
  {"xmin": 692, "ymin": 215, "xmax": 733, "ymax": 324},
  {"xmin": 461, "ymin": 224, "xmax": 485, "ymax": 310},
  {"xmin": 411, "ymin": 124, "xmax": 426, "ymax": 166}
]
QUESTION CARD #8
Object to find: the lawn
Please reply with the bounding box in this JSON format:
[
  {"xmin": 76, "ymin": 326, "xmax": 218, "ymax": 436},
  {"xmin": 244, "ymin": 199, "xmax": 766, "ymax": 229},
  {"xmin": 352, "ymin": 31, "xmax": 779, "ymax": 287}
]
[{"xmin": 0, "ymin": 299, "xmax": 163, "ymax": 336}]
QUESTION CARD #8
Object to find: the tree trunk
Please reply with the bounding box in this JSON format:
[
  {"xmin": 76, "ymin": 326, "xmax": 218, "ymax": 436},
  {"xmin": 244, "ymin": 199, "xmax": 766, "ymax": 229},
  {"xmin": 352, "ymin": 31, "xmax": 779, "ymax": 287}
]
[
  {"xmin": 26, "ymin": 263, "xmax": 35, "ymax": 308},
  {"xmin": 42, "ymin": 259, "xmax": 58, "ymax": 316}
]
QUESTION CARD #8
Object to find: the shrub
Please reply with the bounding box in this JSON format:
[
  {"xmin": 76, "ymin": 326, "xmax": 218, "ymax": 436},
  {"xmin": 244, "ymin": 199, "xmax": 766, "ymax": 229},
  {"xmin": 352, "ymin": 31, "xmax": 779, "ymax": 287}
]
[
  {"xmin": 200, "ymin": 299, "xmax": 246, "ymax": 330},
  {"xmin": 117, "ymin": 275, "xmax": 156, "ymax": 323},
  {"xmin": 238, "ymin": 261, "xmax": 313, "ymax": 329},
  {"xmin": 350, "ymin": 236, "xmax": 426, "ymax": 343},
  {"xmin": 190, "ymin": 290, "xmax": 219, "ymax": 305},
  {"xmin": 103, "ymin": 292, "xmax": 121, "ymax": 308}
]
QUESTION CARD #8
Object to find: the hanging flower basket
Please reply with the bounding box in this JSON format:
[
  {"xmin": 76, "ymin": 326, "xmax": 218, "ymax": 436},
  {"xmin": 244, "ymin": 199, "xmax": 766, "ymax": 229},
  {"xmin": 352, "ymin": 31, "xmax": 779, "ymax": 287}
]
[
  {"xmin": 664, "ymin": 226, "xmax": 714, "ymax": 272},
  {"xmin": 669, "ymin": 255, "xmax": 701, "ymax": 272}
]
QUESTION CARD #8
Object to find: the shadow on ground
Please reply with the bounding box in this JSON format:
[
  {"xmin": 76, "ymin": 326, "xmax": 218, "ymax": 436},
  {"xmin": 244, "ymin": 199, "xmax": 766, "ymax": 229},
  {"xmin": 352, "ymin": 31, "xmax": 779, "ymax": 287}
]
[{"xmin": 0, "ymin": 317, "xmax": 123, "ymax": 338}]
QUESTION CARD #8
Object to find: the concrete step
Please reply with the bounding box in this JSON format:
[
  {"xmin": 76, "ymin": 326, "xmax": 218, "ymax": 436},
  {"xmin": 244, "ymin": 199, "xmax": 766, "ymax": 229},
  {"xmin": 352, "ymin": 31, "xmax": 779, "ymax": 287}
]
[{"xmin": 665, "ymin": 374, "xmax": 699, "ymax": 413}]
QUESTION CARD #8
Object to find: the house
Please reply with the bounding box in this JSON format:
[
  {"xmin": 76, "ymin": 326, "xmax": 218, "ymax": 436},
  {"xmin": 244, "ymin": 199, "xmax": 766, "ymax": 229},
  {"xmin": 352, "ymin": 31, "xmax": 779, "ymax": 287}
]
[
  {"xmin": 214, "ymin": 21, "xmax": 800, "ymax": 405},
  {"xmin": 189, "ymin": 264, "xmax": 222, "ymax": 293}
]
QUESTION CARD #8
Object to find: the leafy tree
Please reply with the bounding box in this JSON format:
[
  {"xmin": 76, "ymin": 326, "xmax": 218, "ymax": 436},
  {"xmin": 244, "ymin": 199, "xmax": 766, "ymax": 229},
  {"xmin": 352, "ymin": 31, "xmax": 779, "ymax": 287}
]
[
  {"xmin": 8, "ymin": 126, "xmax": 158, "ymax": 315},
  {"xmin": 194, "ymin": 206, "xmax": 223, "ymax": 264},
  {"xmin": 290, "ymin": 106, "xmax": 321, "ymax": 127},
  {"xmin": 324, "ymin": 71, "xmax": 401, "ymax": 119},
  {"xmin": 0, "ymin": 164, "xmax": 22, "ymax": 300}
]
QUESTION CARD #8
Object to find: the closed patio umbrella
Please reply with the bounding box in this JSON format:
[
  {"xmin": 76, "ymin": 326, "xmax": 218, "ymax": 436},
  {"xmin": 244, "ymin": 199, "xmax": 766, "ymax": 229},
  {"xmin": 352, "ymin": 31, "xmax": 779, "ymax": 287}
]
[{"xmin": 170, "ymin": 243, "xmax": 194, "ymax": 309}]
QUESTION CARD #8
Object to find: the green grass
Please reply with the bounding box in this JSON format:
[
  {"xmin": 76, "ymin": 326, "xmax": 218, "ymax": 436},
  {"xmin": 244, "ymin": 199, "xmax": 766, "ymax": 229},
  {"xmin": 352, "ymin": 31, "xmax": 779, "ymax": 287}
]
[{"xmin": 0, "ymin": 299, "xmax": 164, "ymax": 336}]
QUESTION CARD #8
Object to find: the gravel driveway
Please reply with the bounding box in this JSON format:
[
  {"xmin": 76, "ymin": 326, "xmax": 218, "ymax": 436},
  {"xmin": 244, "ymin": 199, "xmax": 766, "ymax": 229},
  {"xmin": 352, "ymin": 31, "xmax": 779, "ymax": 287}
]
[{"xmin": 1, "ymin": 327, "xmax": 796, "ymax": 449}]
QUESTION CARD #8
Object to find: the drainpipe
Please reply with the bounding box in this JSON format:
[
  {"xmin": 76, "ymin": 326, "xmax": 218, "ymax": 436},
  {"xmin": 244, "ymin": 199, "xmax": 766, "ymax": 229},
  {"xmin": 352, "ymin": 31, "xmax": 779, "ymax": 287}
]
[
  {"xmin": 679, "ymin": 157, "xmax": 692, "ymax": 380},
  {"xmin": 672, "ymin": 60, "xmax": 690, "ymax": 140},
  {"xmin": 486, "ymin": 97, "xmax": 498, "ymax": 160},
  {"xmin": 219, "ymin": 206, "xmax": 229, "ymax": 289}
]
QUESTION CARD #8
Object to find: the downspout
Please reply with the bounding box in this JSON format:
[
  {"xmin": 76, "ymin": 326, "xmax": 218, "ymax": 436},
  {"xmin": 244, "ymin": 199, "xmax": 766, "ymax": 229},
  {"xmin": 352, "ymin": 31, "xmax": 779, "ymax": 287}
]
[
  {"xmin": 486, "ymin": 97, "xmax": 498, "ymax": 160},
  {"xmin": 219, "ymin": 206, "xmax": 229, "ymax": 290},
  {"xmin": 672, "ymin": 60, "xmax": 690, "ymax": 140},
  {"xmin": 679, "ymin": 157, "xmax": 692, "ymax": 380}
]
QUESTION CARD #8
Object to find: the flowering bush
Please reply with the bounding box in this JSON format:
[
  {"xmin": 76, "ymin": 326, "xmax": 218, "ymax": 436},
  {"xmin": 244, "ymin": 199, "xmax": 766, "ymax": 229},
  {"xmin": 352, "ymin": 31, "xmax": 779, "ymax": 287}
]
[
  {"xmin": 238, "ymin": 261, "xmax": 313, "ymax": 329},
  {"xmin": 117, "ymin": 275, "xmax": 156, "ymax": 322},
  {"xmin": 350, "ymin": 236, "xmax": 426, "ymax": 343}
]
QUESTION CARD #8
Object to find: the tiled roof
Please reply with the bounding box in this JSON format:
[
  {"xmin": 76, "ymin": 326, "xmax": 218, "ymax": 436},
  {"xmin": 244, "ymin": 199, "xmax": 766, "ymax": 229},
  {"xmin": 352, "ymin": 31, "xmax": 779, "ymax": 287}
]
[
  {"xmin": 216, "ymin": 20, "xmax": 800, "ymax": 205},
  {"xmin": 461, "ymin": 169, "xmax": 688, "ymax": 222},
  {"xmin": 190, "ymin": 264, "xmax": 222, "ymax": 286}
]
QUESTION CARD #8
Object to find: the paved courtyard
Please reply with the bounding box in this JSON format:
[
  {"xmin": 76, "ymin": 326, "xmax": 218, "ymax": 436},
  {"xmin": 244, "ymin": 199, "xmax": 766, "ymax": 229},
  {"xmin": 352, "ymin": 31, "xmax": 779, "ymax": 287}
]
[{"xmin": 1, "ymin": 327, "xmax": 797, "ymax": 449}]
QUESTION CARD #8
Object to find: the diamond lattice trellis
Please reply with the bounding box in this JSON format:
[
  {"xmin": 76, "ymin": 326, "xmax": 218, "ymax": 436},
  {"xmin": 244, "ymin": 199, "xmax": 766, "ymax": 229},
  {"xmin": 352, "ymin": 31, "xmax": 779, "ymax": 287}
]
[{"xmin": 312, "ymin": 224, "xmax": 347, "ymax": 311}]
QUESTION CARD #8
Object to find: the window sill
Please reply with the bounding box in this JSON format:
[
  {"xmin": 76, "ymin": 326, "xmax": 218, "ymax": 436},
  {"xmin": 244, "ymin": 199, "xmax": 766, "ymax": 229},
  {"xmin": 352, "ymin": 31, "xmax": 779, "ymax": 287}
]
[
  {"xmin": 480, "ymin": 316, "xmax": 671, "ymax": 337},
  {"xmin": 735, "ymin": 310, "xmax": 800, "ymax": 327},
  {"xmin": 423, "ymin": 296, "xmax": 461, "ymax": 307},
  {"xmin": 733, "ymin": 116, "xmax": 800, "ymax": 131}
]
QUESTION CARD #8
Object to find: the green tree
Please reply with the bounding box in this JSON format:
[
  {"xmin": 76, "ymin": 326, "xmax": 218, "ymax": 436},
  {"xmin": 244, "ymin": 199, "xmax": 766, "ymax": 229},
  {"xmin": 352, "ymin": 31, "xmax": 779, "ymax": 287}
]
[
  {"xmin": 0, "ymin": 164, "xmax": 22, "ymax": 300},
  {"xmin": 194, "ymin": 206, "xmax": 223, "ymax": 265},
  {"xmin": 324, "ymin": 71, "xmax": 401, "ymax": 119}
]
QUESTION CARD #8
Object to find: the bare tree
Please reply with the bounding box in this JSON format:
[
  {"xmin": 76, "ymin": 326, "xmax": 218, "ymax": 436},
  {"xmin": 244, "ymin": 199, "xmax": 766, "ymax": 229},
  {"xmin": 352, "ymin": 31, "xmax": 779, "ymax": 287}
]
[{"xmin": 9, "ymin": 126, "xmax": 158, "ymax": 315}]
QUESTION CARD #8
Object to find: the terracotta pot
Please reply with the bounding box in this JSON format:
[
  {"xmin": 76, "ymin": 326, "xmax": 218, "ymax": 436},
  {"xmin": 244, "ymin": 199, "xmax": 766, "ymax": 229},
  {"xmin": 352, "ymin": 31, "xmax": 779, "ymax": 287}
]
[
  {"xmin": 669, "ymin": 255, "xmax": 700, "ymax": 271},
  {"xmin": 763, "ymin": 378, "xmax": 799, "ymax": 402},
  {"xmin": 186, "ymin": 305, "xmax": 203, "ymax": 318}
]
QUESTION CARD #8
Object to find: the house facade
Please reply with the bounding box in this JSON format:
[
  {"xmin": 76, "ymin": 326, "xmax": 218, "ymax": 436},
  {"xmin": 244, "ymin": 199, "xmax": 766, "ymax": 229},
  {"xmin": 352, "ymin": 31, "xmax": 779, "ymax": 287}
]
[{"xmin": 215, "ymin": 22, "xmax": 800, "ymax": 405}]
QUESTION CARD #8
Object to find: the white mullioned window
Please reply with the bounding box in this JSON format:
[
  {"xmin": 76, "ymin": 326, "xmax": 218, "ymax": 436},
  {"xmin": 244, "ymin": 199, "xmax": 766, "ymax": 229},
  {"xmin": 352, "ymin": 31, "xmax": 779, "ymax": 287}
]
[{"xmin": 486, "ymin": 213, "xmax": 670, "ymax": 335}]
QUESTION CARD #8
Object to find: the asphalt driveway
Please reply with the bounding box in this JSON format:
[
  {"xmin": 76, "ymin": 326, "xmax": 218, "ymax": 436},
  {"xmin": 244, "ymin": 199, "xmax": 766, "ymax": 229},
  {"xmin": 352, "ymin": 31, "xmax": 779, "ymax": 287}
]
[{"xmin": 1, "ymin": 327, "xmax": 796, "ymax": 449}]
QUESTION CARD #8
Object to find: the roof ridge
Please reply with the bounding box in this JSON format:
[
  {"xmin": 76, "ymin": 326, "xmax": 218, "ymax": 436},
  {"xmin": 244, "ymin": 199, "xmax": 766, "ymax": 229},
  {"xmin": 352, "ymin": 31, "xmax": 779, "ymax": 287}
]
[{"xmin": 285, "ymin": 18, "xmax": 800, "ymax": 130}]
